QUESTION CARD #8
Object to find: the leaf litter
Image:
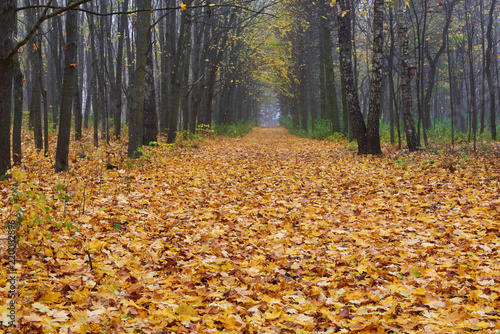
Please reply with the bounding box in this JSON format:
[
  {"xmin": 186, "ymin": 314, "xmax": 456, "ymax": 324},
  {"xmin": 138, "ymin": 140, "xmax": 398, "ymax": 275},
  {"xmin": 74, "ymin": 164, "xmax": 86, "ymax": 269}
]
[{"xmin": 1, "ymin": 127, "xmax": 500, "ymax": 333}]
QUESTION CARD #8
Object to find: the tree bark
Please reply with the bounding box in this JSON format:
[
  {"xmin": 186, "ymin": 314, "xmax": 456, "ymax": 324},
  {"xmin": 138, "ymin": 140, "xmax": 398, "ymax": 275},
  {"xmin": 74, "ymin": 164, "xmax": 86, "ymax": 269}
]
[
  {"xmin": 485, "ymin": 0, "xmax": 496, "ymax": 140},
  {"xmin": 87, "ymin": 11, "xmax": 99, "ymax": 147},
  {"xmin": 27, "ymin": 1, "xmax": 43, "ymax": 151},
  {"xmin": 0, "ymin": 1, "xmax": 15, "ymax": 177},
  {"xmin": 112, "ymin": 0, "xmax": 127, "ymax": 139},
  {"xmin": 74, "ymin": 79, "xmax": 82, "ymax": 141},
  {"xmin": 189, "ymin": 12, "xmax": 204, "ymax": 134},
  {"xmin": 167, "ymin": 8, "xmax": 191, "ymax": 143},
  {"xmin": 324, "ymin": 14, "xmax": 340, "ymax": 132},
  {"xmin": 143, "ymin": 29, "xmax": 158, "ymax": 145},
  {"xmin": 465, "ymin": 0, "xmax": 477, "ymax": 150},
  {"xmin": 128, "ymin": 0, "xmax": 151, "ymax": 157},
  {"xmin": 319, "ymin": 14, "xmax": 328, "ymax": 120},
  {"xmin": 397, "ymin": 0, "xmax": 418, "ymax": 152},
  {"xmin": 366, "ymin": 0, "xmax": 384, "ymax": 154},
  {"xmin": 55, "ymin": 9, "xmax": 78, "ymax": 172},
  {"xmin": 12, "ymin": 17, "xmax": 23, "ymax": 166},
  {"xmin": 337, "ymin": 0, "xmax": 368, "ymax": 153}
]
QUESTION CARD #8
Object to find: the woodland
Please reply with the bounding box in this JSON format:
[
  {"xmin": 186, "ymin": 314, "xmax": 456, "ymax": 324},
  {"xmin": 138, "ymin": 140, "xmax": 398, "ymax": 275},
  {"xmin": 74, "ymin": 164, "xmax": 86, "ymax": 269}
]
[{"xmin": 1, "ymin": 0, "xmax": 500, "ymax": 333}]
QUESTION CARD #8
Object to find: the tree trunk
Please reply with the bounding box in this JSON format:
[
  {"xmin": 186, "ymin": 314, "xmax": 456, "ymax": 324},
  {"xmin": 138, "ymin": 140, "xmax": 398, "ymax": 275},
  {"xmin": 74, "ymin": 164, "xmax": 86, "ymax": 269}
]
[
  {"xmin": 128, "ymin": 0, "xmax": 151, "ymax": 157},
  {"xmin": 479, "ymin": 0, "xmax": 486, "ymax": 134},
  {"xmin": 319, "ymin": 14, "xmax": 328, "ymax": 120},
  {"xmin": 337, "ymin": 0, "xmax": 368, "ymax": 153},
  {"xmin": 167, "ymin": 8, "xmax": 191, "ymax": 143},
  {"xmin": 366, "ymin": 0, "xmax": 384, "ymax": 154},
  {"xmin": 55, "ymin": 9, "xmax": 78, "ymax": 172},
  {"xmin": 0, "ymin": 1, "xmax": 15, "ymax": 177},
  {"xmin": 387, "ymin": 6, "xmax": 396, "ymax": 145},
  {"xmin": 485, "ymin": 0, "xmax": 496, "ymax": 140},
  {"xmin": 97, "ymin": 12, "xmax": 107, "ymax": 142},
  {"xmin": 324, "ymin": 15, "xmax": 340, "ymax": 132},
  {"xmin": 190, "ymin": 14, "xmax": 204, "ymax": 134},
  {"xmin": 143, "ymin": 29, "xmax": 158, "ymax": 145},
  {"xmin": 446, "ymin": 30, "xmax": 455, "ymax": 147},
  {"xmin": 42, "ymin": 84, "xmax": 49, "ymax": 154},
  {"xmin": 27, "ymin": 1, "xmax": 43, "ymax": 151},
  {"xmin": 87, "ymin": 11, "xmax": 99, "ymax": 147},
  {"xmin": 113, "ymin": 0, "xmax": 127, "ymax": 139},
  {"xmin": 465, "ymin": 0, "xmax": 477, "ymax": 150},
  {"xmin": 181, "ymin": 28, "xmax": 192, "ymax": 134},
  {"xmin": 397, "ymin": 0, "xmax": 418, "ymax": 152},
  {"xmin": 74, "ymin": 80, "xmax": 82, "ymax": 141},
  {"xmin": 12, "ymin": 17, "xmax": 23, "ymax": 166}
]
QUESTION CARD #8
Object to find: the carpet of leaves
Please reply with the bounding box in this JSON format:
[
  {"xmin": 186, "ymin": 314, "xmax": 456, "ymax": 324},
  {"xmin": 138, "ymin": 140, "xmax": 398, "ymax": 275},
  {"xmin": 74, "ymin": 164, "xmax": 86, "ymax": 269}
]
[{"xmin": 1, "ymin": 127, "xmax": 500, "ymax": 333}]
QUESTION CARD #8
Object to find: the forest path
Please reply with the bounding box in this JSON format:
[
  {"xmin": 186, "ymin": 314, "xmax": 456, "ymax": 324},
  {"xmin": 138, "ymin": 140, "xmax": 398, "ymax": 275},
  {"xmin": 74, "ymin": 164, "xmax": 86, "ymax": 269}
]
[{"xmin": 10, "ymin": 126, "xmax": 500, "ymax": 332}]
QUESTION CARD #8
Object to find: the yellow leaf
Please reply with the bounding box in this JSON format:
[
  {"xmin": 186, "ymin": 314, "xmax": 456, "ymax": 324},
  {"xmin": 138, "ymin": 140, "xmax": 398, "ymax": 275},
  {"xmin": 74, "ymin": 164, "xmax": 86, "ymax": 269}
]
[
  {"xmin": 12, "ymin": 169, "xmax": 27, "ymax": 181},
  {"xmin": 180, "ymin": 3, "xmax": 186, "ymax": 10},
  {"xmin": 176, "ymin": 302, "xmax": 198, "ymax": 321},
  {"xmin": 263, "ymin": 306, "xmax": 281, "ymax": 320},
  {"xmin": 38, "ymin": 292, "xmax": 61, "ymax": 303},
  {"xmin": 412, "ymin": 287, "xmax": 427, "ymax": 296},
  {"xmin": 70, "ymin": 309, "xmax": 89, "ymax": 330},
  {"xmin": 357, "ymin": 263, "xmax": 368, "ymax": 274}
]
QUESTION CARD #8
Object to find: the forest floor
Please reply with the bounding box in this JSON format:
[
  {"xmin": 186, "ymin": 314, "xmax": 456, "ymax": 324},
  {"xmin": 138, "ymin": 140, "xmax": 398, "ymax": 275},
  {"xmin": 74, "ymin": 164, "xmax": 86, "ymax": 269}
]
[{"xmin": 1, "ymin": 127, "xmax": 500, "ymax": 333}]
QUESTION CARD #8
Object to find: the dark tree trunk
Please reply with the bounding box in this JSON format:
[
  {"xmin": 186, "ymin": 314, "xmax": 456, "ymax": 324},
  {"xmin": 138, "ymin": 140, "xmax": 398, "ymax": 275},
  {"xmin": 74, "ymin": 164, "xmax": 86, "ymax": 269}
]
[
  {"xmin": 97, "ymin": 12, "xmax": 107, "ymax": 142},
  {"xmin": 324, "ymin": 15, "xmax": 340, "ymax": 132},
  {"xmin": 74, "ymin": 80, "xmax": 82, "ymax": 141},
  {"xmin": 337, "ymin": 0, "xmax": 368, "ymax": 153},
  {"xmin": 83, "ymin": 50, "xmax": 91, "ymax": 129},
  {"xmin": 366, "ymin": 0, "xmax": 384, "ymax": 154},
  {"xmin": 42, "ymin": 84, "xmax": 49, "ymax": 154},
  {"xmin": 159, "ymin": 12, "xmax": 169, "ymax": 135},
  {"xmin": 28, "ymin": 2, "xmax": 43, "ymax": 151},
  {"xmin": 479, "ymin": 0, "xmax": 486, "ymax": 134},
  {"xmin": 113, "ymin": 0, "xmax": 127, "ymax": 139},
  {"xmin": 55, "ymin": 9, "xmax": 78, "ymax": 172},
  {"xmin": 12, "ymin": 19, "xmax": 23, "ymax": 166},
  {"xmin": 340, "ymin": 62, "xmax": 350, "ymax": 137},
  {"xmin": 0, "ymin": 1, "xmax": 15, "ymax": 177},
  {"xmin": 87, "ymin": 10, "xmax": 99, "ymax": 147},
  {"xmin": 143, "ymin": 29, "xmax": 158, "ymax": 145},
  {"xmin": 48, "ymin": 8, "xmax": 62, "ymax": 129},
  {"xmin": 181, "ymin": 29, "xmax": 192, "ymax": 134},
  {"xmin": 387, "ymin": 6, "xmax": 396, "ymax": 145},
  {"xmin": 485, "ymin": 0, "xmax": 496, "ymax": 140},
  {"xmin": 397, "ymin": 0, "xmax": 418, "ymax": 152},
  {"xmin": 319, "ymin": 14, "xmax": 328, "ymax": 120},
  {"xmin": 465, "ymin": 0, "xmax": 477, "ymax": 150},
  {"xmin": 128, "ymin": 0, "xmax": 151, "ymax": 157},
  {"xmin": 446, "ymin": 31, "xmax": 455, "ymax": 147},
  {"xmin": 167, "ymin": 8, "xmax": 191, "ymax": 143}
]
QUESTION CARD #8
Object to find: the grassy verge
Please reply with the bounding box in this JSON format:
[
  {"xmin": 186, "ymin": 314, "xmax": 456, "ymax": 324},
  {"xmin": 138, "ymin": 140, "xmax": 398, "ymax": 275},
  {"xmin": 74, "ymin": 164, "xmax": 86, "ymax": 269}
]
[
  {"xmin": 213, "ymin": 120, "xmax": 256, "ymax": 138},
  {"xmin": 279, "ymin": 116, "xmax": 498, "ymax": 154}
]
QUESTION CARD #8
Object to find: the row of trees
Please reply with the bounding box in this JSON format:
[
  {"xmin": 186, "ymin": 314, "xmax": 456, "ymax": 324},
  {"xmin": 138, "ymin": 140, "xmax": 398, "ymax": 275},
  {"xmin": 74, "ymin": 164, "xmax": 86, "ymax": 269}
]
[
  {"xmin": 266, "ymin": 0, "xmax": 499, "ymax": 154},
  {"xmin": 0, "ymin": 0, "xmax": 271, "ymax": 177}
]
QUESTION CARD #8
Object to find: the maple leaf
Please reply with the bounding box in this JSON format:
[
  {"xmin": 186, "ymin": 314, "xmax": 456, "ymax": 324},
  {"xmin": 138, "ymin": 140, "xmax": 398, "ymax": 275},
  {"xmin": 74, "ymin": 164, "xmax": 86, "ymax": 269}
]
[
  {"xmin": 263, "ymin": 306, "xmax": 281, "ymax": 320},
  {"xmin": 176, "ymin": 302, "xmax": 198, "ymax": 321}
]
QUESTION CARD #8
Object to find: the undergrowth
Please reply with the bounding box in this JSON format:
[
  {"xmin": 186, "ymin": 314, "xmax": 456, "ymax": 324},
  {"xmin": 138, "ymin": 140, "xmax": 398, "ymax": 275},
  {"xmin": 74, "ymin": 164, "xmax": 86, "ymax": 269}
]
[
  {"xmin": 213, "ymin": 120, "xmax": 256, "ymax": 138},
  {"xmin": 280, "ymin": 116, "xmax": 499, "ymax": 155}
]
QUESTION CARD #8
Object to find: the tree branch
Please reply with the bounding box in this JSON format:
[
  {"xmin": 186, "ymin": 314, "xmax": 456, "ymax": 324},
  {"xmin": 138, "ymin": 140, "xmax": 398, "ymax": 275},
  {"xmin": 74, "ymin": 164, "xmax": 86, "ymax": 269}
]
[{"xmin": 3, "ymin": 0, "xmax": 92, "ymax": 65}]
